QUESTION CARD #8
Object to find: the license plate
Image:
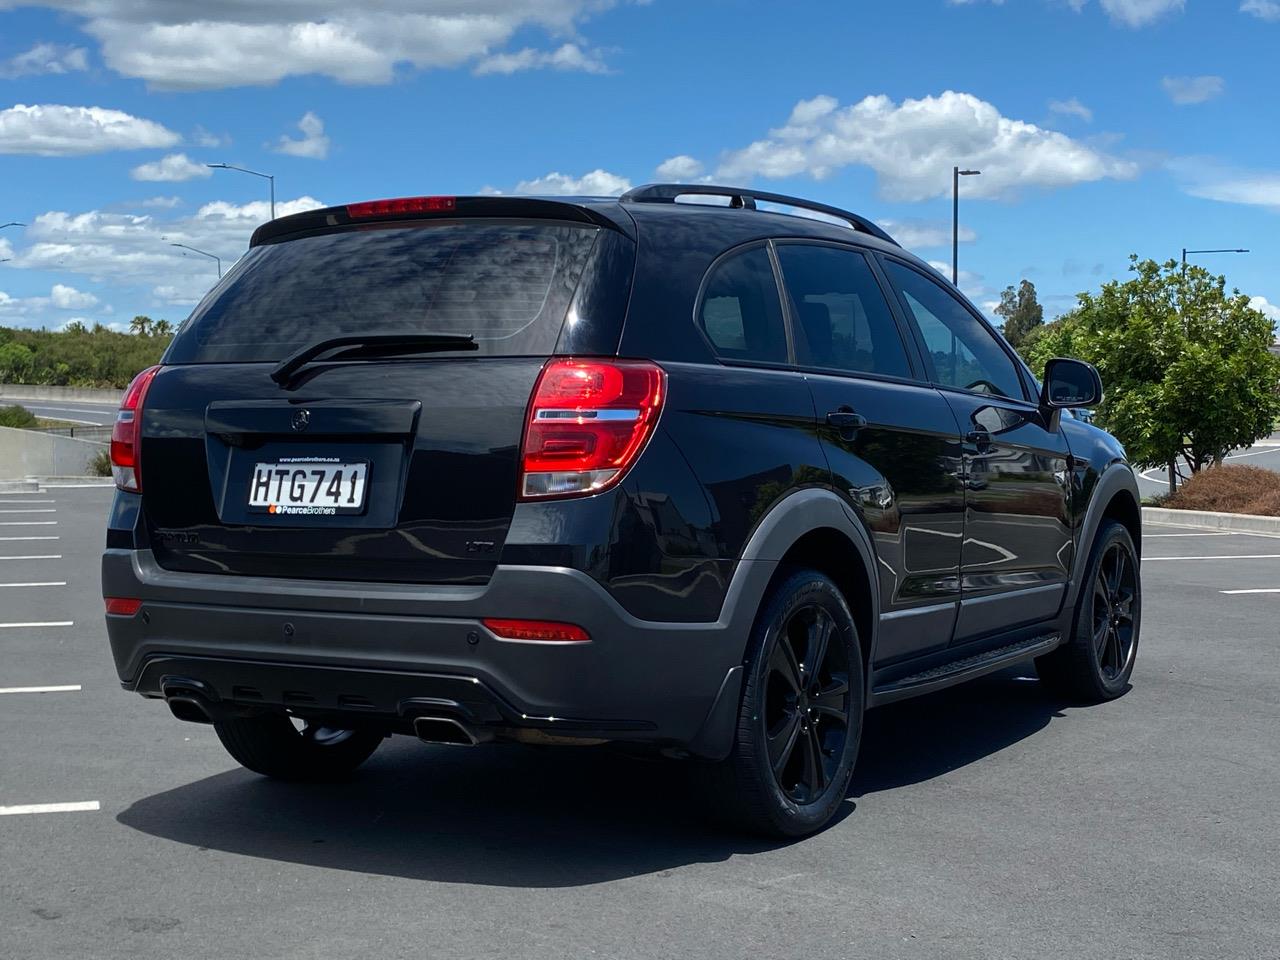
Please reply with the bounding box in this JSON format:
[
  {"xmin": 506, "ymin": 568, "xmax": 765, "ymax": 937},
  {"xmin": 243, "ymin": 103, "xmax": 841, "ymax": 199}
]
[{"xmin": 248, "ymin": 460, "xmax": 369, "ymax": 516}]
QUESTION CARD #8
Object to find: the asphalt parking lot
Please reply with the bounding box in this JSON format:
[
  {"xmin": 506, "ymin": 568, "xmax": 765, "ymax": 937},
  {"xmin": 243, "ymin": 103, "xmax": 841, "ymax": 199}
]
[{"xmin": 2, "ymin": 486, "xmax": 1278, "ymax": 960}]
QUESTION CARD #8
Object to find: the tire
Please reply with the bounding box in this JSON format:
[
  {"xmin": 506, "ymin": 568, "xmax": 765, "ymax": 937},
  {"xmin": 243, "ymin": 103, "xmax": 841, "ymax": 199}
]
[
  {"xmin": 704, "ymin": 568, "xmax": 865, "ymax": 838},
  {"xmin": 1036, "ymin": 519, "xmax": 1141, "ymax": 702},
  {"xmin": 213, "ymin": 714, "xmax": 384, "ymax": 781}
]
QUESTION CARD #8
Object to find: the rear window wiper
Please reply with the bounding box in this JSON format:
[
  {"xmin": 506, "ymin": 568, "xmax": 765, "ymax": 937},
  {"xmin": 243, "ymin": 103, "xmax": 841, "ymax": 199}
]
[{"xmin": 271, "ymin": 332, "xmax": 478, "ymax": 386}]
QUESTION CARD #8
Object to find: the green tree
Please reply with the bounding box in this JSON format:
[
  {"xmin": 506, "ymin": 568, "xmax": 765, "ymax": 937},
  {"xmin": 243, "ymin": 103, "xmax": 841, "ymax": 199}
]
[
  {"xmin": 1025, "ymin": 256, "xmax": 1280, "ymax": 479},
  {"xmin": 129, "ymin": 315, "xmax": 153, "ymax": 337},
  {"xmin": 0, "ymin": 341, "xmax": 35, "ymax": 381},
  {"xmin": 995, "ymin": 279, "xmax": 1044, "ymax": 348},
  {"xmin": 152, "ymin": 318, "xmax": 173, "ymax": 337}
]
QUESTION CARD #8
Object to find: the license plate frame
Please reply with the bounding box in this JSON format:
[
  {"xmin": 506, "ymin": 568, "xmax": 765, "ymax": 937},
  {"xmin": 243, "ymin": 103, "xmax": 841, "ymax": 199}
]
[{"xmin": 246, "ymin": 459, "xmax": 371, "ymax": 517}]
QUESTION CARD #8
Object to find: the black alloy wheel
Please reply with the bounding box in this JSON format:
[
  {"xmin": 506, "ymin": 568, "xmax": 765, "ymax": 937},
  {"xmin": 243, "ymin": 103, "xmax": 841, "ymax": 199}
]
[{"xmin": 1091, "ymin": 540, "xmax": 1138, "ymax": 682}]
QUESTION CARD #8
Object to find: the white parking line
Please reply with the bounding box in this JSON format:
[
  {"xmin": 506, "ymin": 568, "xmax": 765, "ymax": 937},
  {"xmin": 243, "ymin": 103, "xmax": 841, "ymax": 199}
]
[
  {"xmin": 1220, "ymin": 588, "xmax": 1280, "ymax": 595},
  {"xmin": 0, "ymin": 582, "xmax": 67, "ymax": 588},
  {"xmin": 0, "ymin": 509, "xmax": 56, "ymax": 514},
  {"xmin": 0, "ymin": 801, "xmax": 99, "ymax": 816},
  {"xmin": 1144, "ymin": 555, "xmax": 1280, "ymax": 562},
  {"xmin": 0, "ymin": 499, "xmax": 55, "ymax": 504},
  {"xmin": 1145, "ymin": 532, "xmax": 1233, "ymax": 538},
  {"xmin": 0, "ymin": 537, "xmax": 59, "ymax": 542},
  {"xmin": 0, "ymin": 621, "xmax": 73, "ymax": 629},
  {"xmin": 0, "ymin": 521, "xmax": 58, "ymax": 526},
  {"xmin": 0, "ymin": 685, "xmax": 81, "ymax": 694},
  {"xmin": 0, "ymin": 555, "xmax": 62, "ymax": 561}
]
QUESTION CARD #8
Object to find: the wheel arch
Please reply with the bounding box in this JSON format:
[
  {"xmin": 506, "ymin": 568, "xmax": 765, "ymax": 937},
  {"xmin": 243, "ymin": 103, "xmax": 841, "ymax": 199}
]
[{"xmin": 1065, "ymin": 463, "xmax": 1142, "ymax": 612}]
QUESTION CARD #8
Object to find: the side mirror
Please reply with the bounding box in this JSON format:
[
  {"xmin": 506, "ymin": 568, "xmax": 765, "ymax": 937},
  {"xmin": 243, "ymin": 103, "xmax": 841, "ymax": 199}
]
[{"xmin": 1041, "ymin": 357, "xmax": 1102, "ymax": 409}]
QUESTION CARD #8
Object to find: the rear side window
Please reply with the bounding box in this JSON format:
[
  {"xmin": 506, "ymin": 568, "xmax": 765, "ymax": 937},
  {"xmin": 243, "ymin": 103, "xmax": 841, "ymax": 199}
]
[
  {"xmin": 883, "ymin": 260, "xmax": 1025, "ymax": 400},
  {"xmin": 775, "ymin": 243, "xmax": 913, "ymax": 380},
  {"xmin": 697, "ymin": 245, "xmax": 788, "ymax": 364},
  {"xmin": 165, "ymin": 221, "xmax": 600, "ymax": 363}
]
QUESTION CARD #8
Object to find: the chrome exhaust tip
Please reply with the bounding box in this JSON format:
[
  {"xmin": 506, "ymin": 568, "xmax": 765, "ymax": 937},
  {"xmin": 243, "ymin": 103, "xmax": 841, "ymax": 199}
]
[{"xmin": 413, "ymin": 715, "xmax": 480, "ymax": 746}]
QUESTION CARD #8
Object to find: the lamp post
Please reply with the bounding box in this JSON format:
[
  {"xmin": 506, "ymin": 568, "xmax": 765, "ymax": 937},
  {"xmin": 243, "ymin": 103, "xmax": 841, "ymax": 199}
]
[
  {"xmin": 952, "ymin": 167, "xmax": 981, "ymax": 286},
  {"xmin": 169, "ymin": 242, "xmax": 222, "ymax": 279},
  {"xmin": 206, "ymin": 163, "xmax": 275, "ymax": 220},
  {"xmin": 1164, "ymin": 246, "xmax": 1250, "ymax": 493}
]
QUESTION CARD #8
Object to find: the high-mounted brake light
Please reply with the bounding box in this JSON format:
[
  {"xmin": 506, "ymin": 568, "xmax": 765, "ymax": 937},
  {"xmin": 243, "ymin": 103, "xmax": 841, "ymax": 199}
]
[
  {"xmin": 346, "ymin": 196, "xmax": 457, "ymax": 219},
  {"xmin": 110, "ymin": 365, "xmax": 161, "ymax": 493},
  {"xmin": 519, "ymin": 358, "xmax": 666, "ymax": 500},
  {"xmin": 482, "ymin": 619, "xmax": 591, "ymax": 643}
]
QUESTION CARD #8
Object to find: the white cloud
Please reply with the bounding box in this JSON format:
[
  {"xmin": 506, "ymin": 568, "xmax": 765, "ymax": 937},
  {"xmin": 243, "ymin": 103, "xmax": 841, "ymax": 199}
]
[
  {"xmin": 509, "ymin": 169, "xmax": 632, "ymax": 196},
  {"xmin": 474, "ymin": 42, "xmax": 608, "ymax": 76},
  {"xmin": 0, "ymin": 42, "xmax": 88, "ymax": 78},
  {"xmin": 952, "ymin": 0, "xmax": 1182, "ymax": 26},
  {"xmin": 50, "ymin": 283, "xmax": 98, "ymax": 309},
  {"xmin": 878, "ymin": 218, "xmax": 976, "ymax": 249},
  {"xmin": 655, "ymin": 155, "xmax": 704, "ymax": 180},
  {"xmin": 712, "ymin": 91, "xmax": 1138, "ymax": 202},
  {"xmin": 273, "ymin": 111, "xmax": 330, "ymax": 159},
  {"xmin": 1048, "ymin": 97, "xmax": 1093, "ymax": 122},
  {"xmin": 2, "ymin": 195, "xmax": 325, "ymax": 310},
  {"xmin": 0, "ymin": 103, "xmax": 179, "ymax": 157},
  {"xmin": 130, "ymin": 152, "xmax": 212, "ymax": 182},
  {"xmin": 1241, "ymin": 0, "xmax": 1280, "ymax": 20},
  {"xmin": 3, "ymin": 1, "xmax": 619, "ymax": 90},
  {"xmin": 192, "ymin": 125, "xmax": 228, "ymax": 148},
  {"xmin": 140, "ymin": 195, "xmax": 182, "ymax": 208},
  {"xmin": 1249, "ymin": 296, "xmax": 1280, "ymax": 327},
  {"xmin": 1169, "ymin": 159, "xmax": 1280, "ymax": 210},
  {"xmin": 1162, "ymin": 75, "xmax": 1225, "ymax": 105}
]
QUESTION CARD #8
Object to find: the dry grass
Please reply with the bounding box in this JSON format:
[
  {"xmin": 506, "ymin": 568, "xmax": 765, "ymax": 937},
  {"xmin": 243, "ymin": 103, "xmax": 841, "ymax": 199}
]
[{"xmin": 1165, "ymin": 465, "xmax": 1280, "ymax": 517}]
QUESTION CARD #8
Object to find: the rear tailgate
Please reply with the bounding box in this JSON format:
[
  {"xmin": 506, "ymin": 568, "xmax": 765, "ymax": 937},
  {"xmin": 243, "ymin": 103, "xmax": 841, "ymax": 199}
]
[{"xmin": 140, "ymin": 212, "xmax": 632, "ymax": 584}]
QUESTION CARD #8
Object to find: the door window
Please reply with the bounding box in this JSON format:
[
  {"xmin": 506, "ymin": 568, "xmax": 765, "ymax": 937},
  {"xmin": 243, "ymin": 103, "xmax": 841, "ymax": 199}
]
[
  {"xmin": 883, "ymin": 261, "xmax": 1025, "ymax": 400},
  {"xmin": 697, "ymin": 245, "xmax": 789, "ymax": 364},
  {"xmin": 775, "ymin": 244, "xmax": 913, "ymax": 380}
]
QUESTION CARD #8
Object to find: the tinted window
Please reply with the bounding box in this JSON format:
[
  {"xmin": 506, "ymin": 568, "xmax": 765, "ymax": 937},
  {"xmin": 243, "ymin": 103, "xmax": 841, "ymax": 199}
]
[
  {"xmin": 166, "ymin": 221, "xmax": 600, "ymax": 363},
  {"xmin": 884, "ymin": 261, "xmax": 1024, "ymax": 400},
  {"xmin": 776, "ymin": 244, "xmax": 912, "ymax": 379},
  {"xmin": 697, "ymin": 245, "xmax": 788, "ymax": 364}
]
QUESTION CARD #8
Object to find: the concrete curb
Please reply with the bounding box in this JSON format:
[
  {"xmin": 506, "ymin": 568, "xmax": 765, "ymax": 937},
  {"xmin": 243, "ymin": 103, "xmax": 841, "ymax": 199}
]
[
  {"xmin": 0, "ymin": 479, "xmax": 39, "ymax": 494},
  {"xmin": 29, "ymin": 476, "xmax": 114, "ymax": 486},
  {"xmin": 0, "ymin": 383, "xmax": 122, "ymax": 404},
  {"xmin": 1142, "ymin": 506, "xmax": 1280, "ymax": 535}
]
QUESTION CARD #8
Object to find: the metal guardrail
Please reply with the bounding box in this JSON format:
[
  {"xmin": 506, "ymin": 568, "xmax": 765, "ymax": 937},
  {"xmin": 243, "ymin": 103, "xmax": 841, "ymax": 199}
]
[{"xmin": 34, "ymin": 425, "xmax": 113, "ymax": 443}]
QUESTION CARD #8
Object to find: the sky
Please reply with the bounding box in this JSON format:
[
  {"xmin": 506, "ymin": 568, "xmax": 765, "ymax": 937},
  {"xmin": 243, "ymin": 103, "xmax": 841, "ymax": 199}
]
[{"xmin": 1, "ymin": 0, "xmax": 1278, "ymax": 333}]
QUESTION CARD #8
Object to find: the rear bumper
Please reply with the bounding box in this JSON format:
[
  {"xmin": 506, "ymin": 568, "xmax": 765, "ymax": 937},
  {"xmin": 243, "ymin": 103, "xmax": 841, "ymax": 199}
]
[{"xmin": 102, "ymin": 549, "xmax": 761, "ymax": 754}]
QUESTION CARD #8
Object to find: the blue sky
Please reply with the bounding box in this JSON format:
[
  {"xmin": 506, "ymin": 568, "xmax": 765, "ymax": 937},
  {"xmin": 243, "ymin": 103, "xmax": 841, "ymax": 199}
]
[{"xmin": 1, "ymin": 0, "xmax": 1278, "ymax": 333}]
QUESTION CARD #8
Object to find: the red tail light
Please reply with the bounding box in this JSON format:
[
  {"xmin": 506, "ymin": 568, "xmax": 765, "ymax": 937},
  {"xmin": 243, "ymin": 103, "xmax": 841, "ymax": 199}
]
[
  {"xmin": 519, "ymin": 358, "xmax": 666, "ymax": 500},
  {"xmin": 104, "ymin": 597, "xmax": 142, "ymax": 617},
  {"xmin": 482, "ymin": 618, "xmax": 590, "ymax": 643},
  {"xmin": 110, "ymin": 365, "xmax": 161, "ymax": 493},
  {"xmin": 346, "ymin": 196, "xmax": 456, "ymax": 219}
]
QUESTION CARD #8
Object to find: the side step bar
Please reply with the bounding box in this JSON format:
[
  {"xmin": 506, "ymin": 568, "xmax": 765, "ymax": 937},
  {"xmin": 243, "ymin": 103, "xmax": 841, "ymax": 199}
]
[{"xmin": 869, "ymin": 633, "xmax": 1061, "ymax": 707}]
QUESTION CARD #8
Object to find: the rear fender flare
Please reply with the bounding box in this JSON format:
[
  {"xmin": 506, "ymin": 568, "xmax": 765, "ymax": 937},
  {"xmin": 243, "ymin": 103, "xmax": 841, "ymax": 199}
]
[{"xmin": 1063, "ymin": 462, "xmax": 1141, "ymax": 613}]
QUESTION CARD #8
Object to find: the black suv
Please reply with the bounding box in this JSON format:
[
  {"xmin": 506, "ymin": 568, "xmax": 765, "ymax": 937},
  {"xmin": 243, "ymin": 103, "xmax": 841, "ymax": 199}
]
[{"xmin": 103, "ymin": 185, "xmax": 1142, "ymax": 836}]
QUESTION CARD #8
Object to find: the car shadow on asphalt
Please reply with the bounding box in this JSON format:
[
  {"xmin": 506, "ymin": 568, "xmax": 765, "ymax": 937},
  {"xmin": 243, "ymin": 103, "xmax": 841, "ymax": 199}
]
[{"xmin": 116, "ymin": 670, "xmax": 1070, "ymax": 887}]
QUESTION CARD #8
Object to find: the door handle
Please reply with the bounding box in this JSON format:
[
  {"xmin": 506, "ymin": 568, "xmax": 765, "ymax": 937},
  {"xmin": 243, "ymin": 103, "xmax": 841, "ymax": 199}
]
[
  {"xmin": 826, "ymin": 407, "xmax": 868, "ymax": 440},
  {"xmin": 965, "ymin": 428, "xmax": 993, "ymax": 453}
]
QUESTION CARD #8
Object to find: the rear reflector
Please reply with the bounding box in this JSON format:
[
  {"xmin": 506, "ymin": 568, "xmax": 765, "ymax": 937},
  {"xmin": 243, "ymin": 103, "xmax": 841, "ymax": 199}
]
[
  {"xmin": 110, "ymin": 365, "xmax": 161, "ymax": 493},
  {"xmin": 482, "ymin": 618, "xmax": 590, "ymax": 643},
  {"xmin": 104, "ymin": 597, "xmax": 142, "ymax": 617},
  {"xmin": 346, "ymin": 196, "xmax": 457, "ymax": 219},
  {"xmin": 519, "ymin": 358, "xmax": 666, "ymax": 500}
]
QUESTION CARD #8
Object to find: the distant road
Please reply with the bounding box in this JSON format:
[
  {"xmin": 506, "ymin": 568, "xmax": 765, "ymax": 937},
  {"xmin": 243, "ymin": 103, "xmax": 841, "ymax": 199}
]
[{"xmin": 0, "ymin": 396, "xmax": 118, "ymax": 426}]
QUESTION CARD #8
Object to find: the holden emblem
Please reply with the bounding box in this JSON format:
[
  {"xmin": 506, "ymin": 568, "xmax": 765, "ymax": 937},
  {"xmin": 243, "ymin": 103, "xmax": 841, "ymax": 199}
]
[{"xmin": 291, "ymin": 408, "xmax": 311, "ymax": 432}]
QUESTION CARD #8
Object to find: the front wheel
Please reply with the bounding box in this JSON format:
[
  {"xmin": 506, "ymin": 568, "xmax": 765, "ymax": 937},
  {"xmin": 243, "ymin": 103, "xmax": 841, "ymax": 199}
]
[
  {"xmin": 1036, "ymin": 519, "xmax": 1141, "ymax": 702},
  {"xmin": 213, "ymin": 714, "xmax": 384, "ymax": 781},
  {"xmin": 705, "ymin": 569, "xmax": 865, "ymax": 838}
]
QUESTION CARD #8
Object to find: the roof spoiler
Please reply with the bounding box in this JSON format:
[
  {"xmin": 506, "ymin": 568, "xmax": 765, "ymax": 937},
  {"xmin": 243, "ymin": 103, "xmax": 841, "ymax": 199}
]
[
  {"xmin": 249, "ymin": 196, "xmax": 634, "ymax": 247},
  {"xmin": 619, "ymin": 183, "xmax": 898, "ymax": 246}
]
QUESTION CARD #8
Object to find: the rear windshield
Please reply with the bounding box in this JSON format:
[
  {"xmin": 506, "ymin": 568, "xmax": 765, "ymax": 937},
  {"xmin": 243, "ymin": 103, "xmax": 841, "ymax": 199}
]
[{"xmin": 164, "ymin": 220, "xmax": 600, "ymax": 363}]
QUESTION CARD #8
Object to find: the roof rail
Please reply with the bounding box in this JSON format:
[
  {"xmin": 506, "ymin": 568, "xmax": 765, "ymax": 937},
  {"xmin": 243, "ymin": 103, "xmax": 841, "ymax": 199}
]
[{"xmin": 619, "ymin": 183, "xmax": 898, "ymax": 246}]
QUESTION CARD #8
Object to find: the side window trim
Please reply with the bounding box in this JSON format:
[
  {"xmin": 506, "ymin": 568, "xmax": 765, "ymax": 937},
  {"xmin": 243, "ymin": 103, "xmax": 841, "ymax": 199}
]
[
  {"xmin": 692, "ymin": 239, "xmax": 795, "ymax": 367},
  {"xmin": 769, "ymin": 237, "xmax": 928, "ymax": 385},
  {"xmin": 874, "ymin": 252, "xmax": 1031, "ymax": 403}
]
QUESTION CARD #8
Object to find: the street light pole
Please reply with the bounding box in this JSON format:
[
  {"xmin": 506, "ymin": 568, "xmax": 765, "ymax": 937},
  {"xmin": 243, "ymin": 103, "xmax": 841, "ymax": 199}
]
[
  {"xmin": 1165, "ymin": 246, "xmax": 1250, "ymax": 493},
  {"xmin": 206, "ymin": 163, "xmax": 276, "ymax": 220},
  {"xmin": 169, "ymin": 242, "xmax": 222, "ymax": 279},
  {"xmin": 952, "ymin": 167, "xmax": 981, "ymax": 286}
]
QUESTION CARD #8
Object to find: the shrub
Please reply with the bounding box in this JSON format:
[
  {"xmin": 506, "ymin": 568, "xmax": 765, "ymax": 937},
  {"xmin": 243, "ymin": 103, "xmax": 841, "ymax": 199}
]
[
  {"xmin": 0, "ymin": 403, "xmax": 38, "ymax": 428},
  {"xmin": 87, "ymin": 447, "xmax": 113, "ymax": 478},
  {"xmin": 1164, "ymin": 464, "xmax": 1280, "ymax": 517}
]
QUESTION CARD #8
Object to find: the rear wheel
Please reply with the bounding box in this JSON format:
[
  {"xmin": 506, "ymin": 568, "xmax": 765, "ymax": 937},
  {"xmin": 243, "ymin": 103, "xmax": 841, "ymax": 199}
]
[
  {"xmin": 1036, "ymin": 519, "xmax": 1141, "ymax": 702},
  {"xmin": 213, "ymin": 714, "xmax": 383, "ymax": 781},
  {"xmin": 706, "ymin": 569, "xmax": 864, "ymax": 838}
]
